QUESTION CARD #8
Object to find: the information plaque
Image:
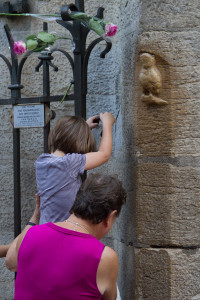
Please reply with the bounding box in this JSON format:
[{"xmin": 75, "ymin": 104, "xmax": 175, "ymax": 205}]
[{"xmin": 14, "ymin": 104, "xmax": 45, "ymax": 128}]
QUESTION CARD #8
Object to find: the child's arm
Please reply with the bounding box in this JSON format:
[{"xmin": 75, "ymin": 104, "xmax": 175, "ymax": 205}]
[
  {"xmin": 0, "ymin": 244, "xmax": 11, "ymax": 258},
  {"xmin": 85, "ymin": 112, "xmax": 115, "ymax": 170},
  {"xmin": 86, "ymin": 115, "xmax": 99, "ymax": 129}
]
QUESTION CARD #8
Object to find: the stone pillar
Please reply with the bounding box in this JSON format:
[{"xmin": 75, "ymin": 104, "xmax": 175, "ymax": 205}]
[{"xmin": 135, "ymin": 1, "xmax": 200, "ymax": 299}]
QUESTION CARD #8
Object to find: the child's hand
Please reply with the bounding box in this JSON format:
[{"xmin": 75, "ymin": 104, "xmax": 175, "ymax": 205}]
[
  {"xmin": 30, "ymin": 193, "xmax": 40, "ymax": 225},
  {"xmin": 86, "ymin": 115, "xmax": 99, "ymax": 129},
  {"xmin": 100, "ymin": 112, "xmax": 115, "ymax": 126}
]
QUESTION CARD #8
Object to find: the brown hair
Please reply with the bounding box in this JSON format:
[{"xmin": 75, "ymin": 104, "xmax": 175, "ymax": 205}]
[
  {"xmin": 70, "ymin": 173, "xmax": 127, "ymax": 224},
  {"xmin": 48, "ymin": 116, "xmax": 96, "ymax": 154}
]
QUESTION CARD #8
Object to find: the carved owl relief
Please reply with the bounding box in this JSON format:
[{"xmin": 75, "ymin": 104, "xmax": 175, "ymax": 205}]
[{"xmin": 139, "ymin": 53, "xmax": 168, "ymax": 105}]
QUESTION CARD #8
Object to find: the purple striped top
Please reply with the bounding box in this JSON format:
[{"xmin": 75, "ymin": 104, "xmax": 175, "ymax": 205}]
[{"xmin": 34, "ymin": 153, "xmax": 86, "ymax": 224}]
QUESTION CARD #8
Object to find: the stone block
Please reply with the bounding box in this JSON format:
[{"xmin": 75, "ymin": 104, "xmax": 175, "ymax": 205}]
[
  {"xmin": 136, "ymin": 163, "xmax": 173, "ymax": 246},
  {"xmin": 136, "ymin": 30, "xmax": 200, "ymax": 158},
  {"xmin": 136, "ymin": 163, "xmax": 200, "ymax": 247},
  {"xmin": 136, "ymin": 248, "xmax": 200, "ymax": 300}
]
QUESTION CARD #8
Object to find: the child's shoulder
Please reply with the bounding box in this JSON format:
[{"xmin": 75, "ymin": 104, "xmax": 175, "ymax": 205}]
[
  {"xmin": 35, "ymin": 153, "xmax": 52, "ymax": 163},
  {"xmin": 35, "ymin": 153, "xmax": 86, "ymax": 164},
  {"xmin": 64, "ymin": 153, "xmax": 86, "ymax": 166}
]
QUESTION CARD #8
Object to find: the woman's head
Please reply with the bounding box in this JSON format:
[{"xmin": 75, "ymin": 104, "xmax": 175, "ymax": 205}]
[
  {"xmin": 70, "ymin": 173, "xmax": 127, "ymax": 224},
  {"xmin": 48, "ymin": 116, "xmax": 96, "ymax": 154}
]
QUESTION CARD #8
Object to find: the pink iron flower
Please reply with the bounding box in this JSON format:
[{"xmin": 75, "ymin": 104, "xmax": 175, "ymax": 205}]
[
  {"xmin": 105, "ymin": 23, "xmax": 117, "ymax": 37},
  {"xmin": 14, "ymin": 40, "xmax": 27, "ymax": 55}
]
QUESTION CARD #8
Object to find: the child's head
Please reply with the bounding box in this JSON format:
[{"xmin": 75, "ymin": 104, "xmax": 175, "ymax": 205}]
[{"xmin": 48, "ymin": 116, "xmax": 96, "ymax": 154}]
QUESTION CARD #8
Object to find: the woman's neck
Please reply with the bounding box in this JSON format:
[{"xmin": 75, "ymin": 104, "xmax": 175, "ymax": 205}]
[
  {"xmin": 56, "ymin": 215, "xmax": 102, "ymax": 240},
  {"xmin": 51, "ymin": 150, "xmax": 66, "ymax": 157}
]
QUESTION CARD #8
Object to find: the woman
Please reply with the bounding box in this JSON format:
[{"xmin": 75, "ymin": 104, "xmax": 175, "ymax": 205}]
[{"xmin": 6, "ymin": 173, "xmax": 126, "ymax": 300}]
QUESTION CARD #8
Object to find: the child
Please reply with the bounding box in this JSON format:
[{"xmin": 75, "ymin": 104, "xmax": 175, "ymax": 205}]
[
  {"xmin": 35, "ymin": 112, "xmax": 115, "ymax": 224},
  {"xmin": 1, "ymin": 112, "xmax": 115, "ymax": 257}
]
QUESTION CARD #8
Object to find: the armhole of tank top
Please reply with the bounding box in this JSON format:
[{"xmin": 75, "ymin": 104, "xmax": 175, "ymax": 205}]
[{"xmin": 95, "ymin": 245, "xmax": 106, "ymax": 297}]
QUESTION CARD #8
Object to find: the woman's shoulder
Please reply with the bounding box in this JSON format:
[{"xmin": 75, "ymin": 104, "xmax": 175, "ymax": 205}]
[
  {"xmin": 101, "ymin": 246, "xmax": 118, "ymax": 263},
  {"xmin": 99, "ymin": 246, "xmax": 118, "ymax": 276}
]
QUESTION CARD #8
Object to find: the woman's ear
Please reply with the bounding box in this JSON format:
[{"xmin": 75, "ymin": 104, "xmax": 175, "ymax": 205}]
[
  {"xmin": 109, "ymin": 210, "xmax": 117, "ymax": 222},
  {"xmin": 104, "ymin": 210, "xmax": 117, "ymax": 229}
]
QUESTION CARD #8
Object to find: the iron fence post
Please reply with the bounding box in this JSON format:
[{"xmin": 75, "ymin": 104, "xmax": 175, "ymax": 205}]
[
  {"xmin": 42, "ymin": 23, "xmax": 50, "ymax": 153},
  {"xmin": 74, "ymin": 0, "xmax": 86, "ymax": 118},
  {"xmin": 42, "ymin": 51, "xmax": 50, "ymax": 153},
  {"xmin": 5, "ymin": 24, "xmax": 22, "ymax": 238},
  {"xmin": 73, "ymin": 28, "xmax": 86, "ymax": 118}
]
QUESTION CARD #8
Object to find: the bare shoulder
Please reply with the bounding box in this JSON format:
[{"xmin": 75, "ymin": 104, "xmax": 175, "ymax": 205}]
[
  {"xmin": 97, "ymin": 246, "xmax": 119, "ymax": 299},
  {"xmin": 101, "ymin": 246, "xmax": 118, "ymax": 266}
]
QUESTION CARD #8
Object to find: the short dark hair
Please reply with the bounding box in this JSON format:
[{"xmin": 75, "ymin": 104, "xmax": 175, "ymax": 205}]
[
  {"xmin": 48, "ymin": 116, "xmax": 96, "ymax": 154},
  {"xmin": 70, "ymin": 173, "xmax": 126, "ymax": 224}
]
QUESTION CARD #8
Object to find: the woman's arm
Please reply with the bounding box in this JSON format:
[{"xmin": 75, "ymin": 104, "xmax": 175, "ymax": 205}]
[
  {"xmin": 5, "ymin": 194, "xmax": 40, "ymax": 272},
  {"xmin": 85, "ymin": 112, "xmax": 115, "ymax": 170},
  {"xmin": 97, "ymin": 246, "xmax": 119, "ymax": 300}
]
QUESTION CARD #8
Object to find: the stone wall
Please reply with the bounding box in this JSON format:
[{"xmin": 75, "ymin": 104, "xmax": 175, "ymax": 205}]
[
  {"xmin": 135, "ymin": 1, "xmax": 200, "ymax": 299},
  {"xmin": 0, "ymin": 0, "xmax": 200, "ymax": 299}
]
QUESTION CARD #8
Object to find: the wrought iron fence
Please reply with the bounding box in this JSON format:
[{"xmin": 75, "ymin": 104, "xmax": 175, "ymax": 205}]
[{"xmin": 0, "ymin": 0, "xmax": 112, "ymax": 237}]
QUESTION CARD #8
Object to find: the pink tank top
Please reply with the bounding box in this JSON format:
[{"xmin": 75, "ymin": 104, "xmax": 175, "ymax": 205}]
[{"xmin": 15, "ymin": 223, "xmax": 104, "ymax": 300}]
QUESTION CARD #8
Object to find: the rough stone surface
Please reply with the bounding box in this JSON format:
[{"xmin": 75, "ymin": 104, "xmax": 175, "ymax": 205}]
[
  {"xmin": 136, "ymin": 248, "xmax": 200, "ymax": 300},
  {"xmin": 135, "ymin": 0, "xmax": 200, "ymax": 299},
  {"xmin": 136, "ymin": 163, "xmax": 200, "ymax": 247},
  {"xmin": 135, "ymin": 0, "xmax": 200, "ymax": 248}
]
